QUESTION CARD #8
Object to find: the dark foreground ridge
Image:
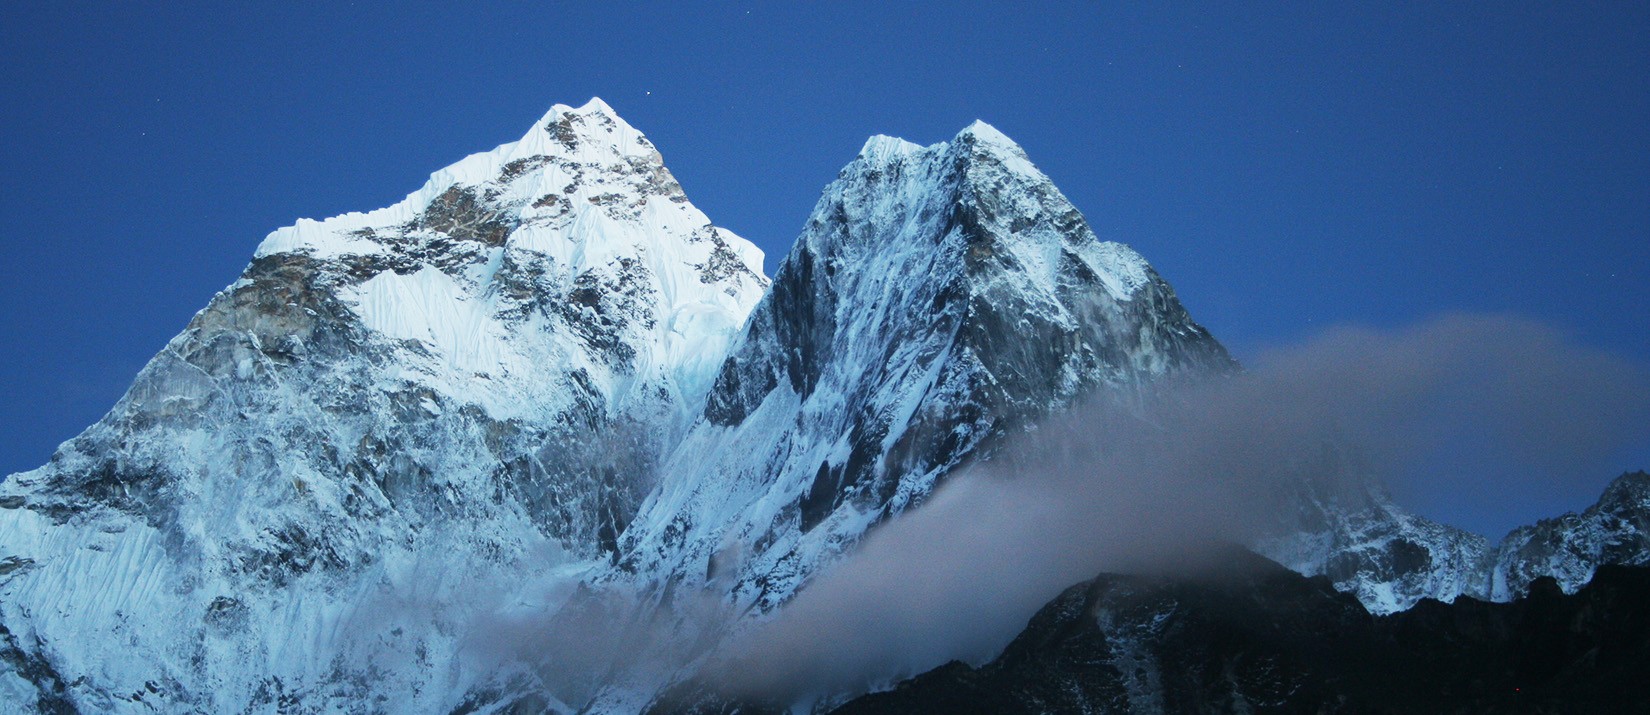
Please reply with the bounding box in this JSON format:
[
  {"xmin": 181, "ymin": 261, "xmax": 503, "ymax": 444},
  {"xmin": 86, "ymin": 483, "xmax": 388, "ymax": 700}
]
[{"xmin": 831, "ymin": 547, "xmax": 1650, "ymax": 715}]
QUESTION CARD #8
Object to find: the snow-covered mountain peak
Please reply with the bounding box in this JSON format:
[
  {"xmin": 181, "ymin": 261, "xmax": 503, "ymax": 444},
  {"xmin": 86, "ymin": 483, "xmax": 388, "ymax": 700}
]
[
  {"xmin": 524, "ymin": 96, "xmax": 656, "ymax": 161},
  {"xmin": 854, "ymin": 120, "xmax": 1020, "ymax": 169},
  {"xmin": 1481, "ymin": 470, "xmax": 1650, "ymax": 601},
  {"xmin": 954, "ymin": 118, "xmax": 1020, "ymax": 150},
  {"xmin": 617, "ymin": 118, "xmax": 1235, "ymax": 636},
  {"xmin": 238, "ymin": 99, "xmax": 771, "ymax": 432},
  {"xmin": 253, "ymin": 97, "xmax": 758, "ymax": 273},
  {"xmin": 0, "ymin": 101, "xmax": 777, "ymax": 712},
  {"xmin": 1598, "ymin": 469, "xmax": 1650, "ymax": 505},
  {"xmin": 855, "ymin": 134, "xmax": 923, "ymax": 163},
  {"xmin": 799, "ymin": 120, "xmax": 1153, "ymax": 307},
  {"xmin": 539, "ymin": 96, "xmax": 623, "ymax": 125},
  {"xmin": 7, "ymin": 102, "xmax": 1643, "ymax": 713}
]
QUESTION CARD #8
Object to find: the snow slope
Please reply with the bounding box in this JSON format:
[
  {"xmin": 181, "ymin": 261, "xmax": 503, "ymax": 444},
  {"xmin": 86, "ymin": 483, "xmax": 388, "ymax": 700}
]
[{"xmin": 0, "ymin": 98, "xmax": 766, "ymax": 713}]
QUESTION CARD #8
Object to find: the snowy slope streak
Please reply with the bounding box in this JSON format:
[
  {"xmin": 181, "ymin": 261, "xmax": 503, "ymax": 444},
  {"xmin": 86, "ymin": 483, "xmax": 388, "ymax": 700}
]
[{"xmin": 0, "ymin": 100, "xmax": 1643, "ymax": 713}]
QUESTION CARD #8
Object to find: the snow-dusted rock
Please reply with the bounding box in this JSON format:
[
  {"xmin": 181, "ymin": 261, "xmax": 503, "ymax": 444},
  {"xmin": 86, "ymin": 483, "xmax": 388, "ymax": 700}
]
[
  {"xmin": 1484, "ymin": 470, "xmax": 1650, "ymax": 600},
  {"xmin": 1259, "ymin": 467, "xmax": 1650, "ymax": 615},
  {"xmin": 1255, "ymin": 478, "xmax": 1491, "ymax": 615},
  {"xmin": 0, "ymin": 98, "xmax": 765, "ymax": 713},
  {"xmin": 617, "ymin": 120, "xmax": 1235, "ymax": 618}
]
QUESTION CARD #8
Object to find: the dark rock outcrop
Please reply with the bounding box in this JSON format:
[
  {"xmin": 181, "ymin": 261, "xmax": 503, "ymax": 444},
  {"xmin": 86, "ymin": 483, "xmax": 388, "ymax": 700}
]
[{"xmin": 836, "ymin": 548, "xmax": 1650, "ymax": 714}]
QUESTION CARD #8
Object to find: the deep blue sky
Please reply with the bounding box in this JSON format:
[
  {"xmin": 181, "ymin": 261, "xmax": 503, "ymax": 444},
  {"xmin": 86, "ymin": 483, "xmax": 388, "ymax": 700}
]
[{"xmin": 2, "ymin": 3, "xmax": 1646, "ymax": 535}]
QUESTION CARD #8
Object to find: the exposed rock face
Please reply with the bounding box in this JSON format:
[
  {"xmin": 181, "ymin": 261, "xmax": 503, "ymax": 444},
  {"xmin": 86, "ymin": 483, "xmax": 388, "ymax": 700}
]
[
  {"xmin": 1485, "ymin": 470, "xmax": 1650, "ymax": 600},
  {"xmin": 1255, "ymin": 470, "xmax": 1493, "ymax": 615},
  {"xmin": 615, "ymin": 123, "xmax": 1235, "ymax": 625},
  {"xmin": 834, "ymin": 548, "xmax": 1650, "ymax": 715},
  {"xmin": 0, "ymin": 98, "xmax": 766, "ymax": 713},
  {"xmin": 1259, "ymin": 470, "xmax": 1650, "ymax": 615}
]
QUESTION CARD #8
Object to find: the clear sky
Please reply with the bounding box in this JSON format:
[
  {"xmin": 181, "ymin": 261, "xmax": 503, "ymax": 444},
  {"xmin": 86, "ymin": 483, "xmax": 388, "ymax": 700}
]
[{"xmin": 1, "ymin": 2, "xmax": 1646, "ymax": 535}]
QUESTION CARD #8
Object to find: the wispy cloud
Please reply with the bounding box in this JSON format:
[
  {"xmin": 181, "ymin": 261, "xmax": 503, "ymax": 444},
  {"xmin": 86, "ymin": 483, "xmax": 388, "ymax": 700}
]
[{"xmin": 709, "ymin": 313, "xmax": 1650, "ymax": 702}]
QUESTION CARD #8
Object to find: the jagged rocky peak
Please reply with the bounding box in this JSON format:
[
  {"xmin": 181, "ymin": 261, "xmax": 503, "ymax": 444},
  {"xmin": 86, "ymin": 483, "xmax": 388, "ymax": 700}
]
[
  {"xmin": 6, "ymin": 97, "xmax": 768, "ymax": 559},
  {"xmin": 209, "ymin": 99, "xmax": 770, "ymax": 427},
  {"xmin": 0, "ymin": 100, "xmax": 771, "ymax": 713},
  {"xmin": 1486, "ymin": 470, "xmax": 1650, "ymax": 600},
  {"xmin": 1257, "ymin": 463, "xmax": 1650, "ymax": 615},
  {"xmin": 706, "ymin": 119, "xmax": 1231, "ymax": 427},
  {"xmin": 255, "ymin": 97, "xmax": 765, "ymax": 326},
  {"xmin": 1255, "ymin": 476, "xmax": 1492, "ymax": 615},
  {"xmin": 619, "ymin": 119, "xmax": 1234, "ymax": 622}
]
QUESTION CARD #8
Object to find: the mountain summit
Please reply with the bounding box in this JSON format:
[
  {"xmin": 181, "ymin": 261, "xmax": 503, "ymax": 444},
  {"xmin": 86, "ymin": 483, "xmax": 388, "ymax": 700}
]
[
  {"xmin": 619, "ymin": 119, "xmax": 1236, "ymax": 616},
  {"xmin": 1, "ymin": 102, "xmax": 1642, "ymax": 714},
  {"xmin": 0, "ymin": 98, "xmax": 768, "ymax": 712}
]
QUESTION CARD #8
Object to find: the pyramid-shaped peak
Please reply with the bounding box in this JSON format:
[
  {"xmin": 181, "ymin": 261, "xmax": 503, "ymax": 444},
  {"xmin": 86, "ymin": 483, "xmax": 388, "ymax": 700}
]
[
  {"xmin": 951, "ymin": 119, "xmax": 1029, "ymax": 157},
  {"xmin": 797, "ymin": 115, "xmax": 1149, "ymax": 301},
  {"xmin": 253, "ymin": 97, "xmax": 733, "ymax": 263},
  {"xmin": 522, "ymin": 96, "xmax": 658, "ymax": 159},
  {"xmin": 957, "ymin": 118, "xmax": 1010, "ymax": 141}
]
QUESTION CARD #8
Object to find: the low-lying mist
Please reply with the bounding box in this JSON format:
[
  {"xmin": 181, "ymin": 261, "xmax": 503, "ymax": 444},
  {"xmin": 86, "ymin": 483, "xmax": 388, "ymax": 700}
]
[{"xmin": 706, "ymin": 313, "xmax": 1650, "ymax": 703}]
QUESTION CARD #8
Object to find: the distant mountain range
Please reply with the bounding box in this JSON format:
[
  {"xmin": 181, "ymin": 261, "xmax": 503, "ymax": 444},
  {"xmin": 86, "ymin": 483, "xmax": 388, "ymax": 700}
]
[{"xmin": 1, "ymin": 99, "xmax": 1644, "ymax": 713}]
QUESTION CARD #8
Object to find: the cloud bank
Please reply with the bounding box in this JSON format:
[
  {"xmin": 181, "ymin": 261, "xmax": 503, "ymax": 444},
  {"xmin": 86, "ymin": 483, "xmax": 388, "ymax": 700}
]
[{"xmin": 709, "ymin": 313, "xmax": 1650, "ymax": 702}]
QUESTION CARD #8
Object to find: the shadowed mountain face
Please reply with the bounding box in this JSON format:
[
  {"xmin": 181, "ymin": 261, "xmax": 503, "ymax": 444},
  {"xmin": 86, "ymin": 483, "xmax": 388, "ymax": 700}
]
[
  {"xmin": 578, "ymin": 120, "xmax": 1246, "ymax": 713},
  {"xmin": 616, "ymin": 124, "xmax": 1237, "ymax": 617},
  {"xmin": 1485, "ymin": 470, "xmax": 1650, "ymax": 600},
  {"xmin": 833, "ymin": 548, "xmax": 1650, "ymax": 715}
]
